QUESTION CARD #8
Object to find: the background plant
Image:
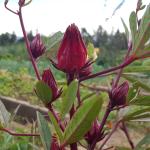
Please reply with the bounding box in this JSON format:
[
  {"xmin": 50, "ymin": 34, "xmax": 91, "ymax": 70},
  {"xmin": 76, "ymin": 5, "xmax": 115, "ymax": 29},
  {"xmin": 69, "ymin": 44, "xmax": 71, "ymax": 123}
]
[{"xmin": 0, "ymin": 0, "xmax": 150, "ymax": 150}]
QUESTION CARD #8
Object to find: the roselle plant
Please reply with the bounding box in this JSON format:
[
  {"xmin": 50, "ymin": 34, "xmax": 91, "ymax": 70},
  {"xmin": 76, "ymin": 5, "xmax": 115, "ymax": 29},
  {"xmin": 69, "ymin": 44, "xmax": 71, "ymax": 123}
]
[{"xmin": 0, "ymin": 0, "xmax": 150, "ymax": 149}]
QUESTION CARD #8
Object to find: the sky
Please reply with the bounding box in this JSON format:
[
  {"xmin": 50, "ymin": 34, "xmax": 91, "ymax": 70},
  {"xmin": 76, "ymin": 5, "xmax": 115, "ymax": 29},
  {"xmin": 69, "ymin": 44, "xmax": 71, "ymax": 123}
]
[{"xmin": 0, "ymin": 0, "xmax": 149, "ymax": 36}]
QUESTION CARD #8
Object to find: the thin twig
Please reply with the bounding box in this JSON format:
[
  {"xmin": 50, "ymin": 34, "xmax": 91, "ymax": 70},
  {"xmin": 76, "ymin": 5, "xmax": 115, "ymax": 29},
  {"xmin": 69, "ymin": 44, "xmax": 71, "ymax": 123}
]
[
  {"xmin": 113, "ymin": 42, "xmax": 132, "ymax": 88},
  {"xmin": 18, "ymin": 7, "xmax": 41, "ymax": 80},
  {"xmin": 4, "ymin": 3, "xmax": 18, "ymax": 15},
  {"xmin": 80, "ymin": 55, "xmax": 136, "ymax": 82},
  {"xmin": 121, "ymin": 122, "xmax": 135, "ymax": 149},
  {"xmin": 99, "ymin": 120, "xmax": 122, "ymax": 150},
  {"xmin": 102, "ymin": 146, "xmax": 114, "ymax": 150},
  {"xmin": 80, "ymin": 83, "xmax": 109, "ymax": 92},
  {"xmin": 0, "ymin": 128, "xmax": 39, "ymax": 136}
]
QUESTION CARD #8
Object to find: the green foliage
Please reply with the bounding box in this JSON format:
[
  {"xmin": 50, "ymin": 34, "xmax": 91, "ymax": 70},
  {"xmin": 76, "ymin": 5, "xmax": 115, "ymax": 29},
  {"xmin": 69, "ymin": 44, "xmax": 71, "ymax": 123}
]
[
  {"xmin": 123, "ymin": 107, "xmax": 150, "ymax": 121},
  {"xmin": 35, "ymin": 81, "xmax": 52, "ymax": 104},
  {"xmin": 127, "ymin": 82, "xmax": 139, "ymax": 103},
  {"xmin": 121, "ymin": 18, "xmax": 129, "ymax": 42},
  {"xmin": 130, "ymin": 96, "xmax": 150, "ymax": 106},
  {"xmin": 37, "ymin": 111, "xmax": 51, "ymax": 150},
  {"xmin": 62, "ymin": 94, "xmax": 103, "ymax": 145},
  {"xmin": 61, "ymin": 79, "xmax": 78, "ymax": 119},
  {"xmin": 129, "ymin": 4, "xmax": 150, "ymax": 57},
  {"xmin": 44, "ymin": 31, "xmax": 63, "ymax": 61},
  {"xmin": 135, "ymin": 134, "xmax": 150, "ymax": 150},
  {"xmin": 129, "ymin": 11, "xmax": 137, "ymax": 47},
  {"xmin": 123, "ymin": 75, "xmax": 150, "ymax": 92},
  {"xmin": 115, "ymin": 147, "xmax": 131, "ymax": 150},
  {"xmin": 48, "ymin": 111, "xmax": 63, "ymax": 142}
]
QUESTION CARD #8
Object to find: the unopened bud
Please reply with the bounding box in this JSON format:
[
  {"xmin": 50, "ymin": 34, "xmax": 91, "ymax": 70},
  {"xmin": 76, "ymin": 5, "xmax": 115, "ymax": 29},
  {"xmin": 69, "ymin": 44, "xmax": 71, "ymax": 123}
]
[
  {"xmin": 18, "ymin": 0, "xmax": 25, "ymax": 7},
  {"xmin": 30, "ymin": 34, "xmax": 46, "ymax": 59},
  {"xmin": 109, "ymin": 81, "xmax": 129, "ymax": 107},
  {"xmin": 4, "ymin": 0, "xmax": 9, "ymax": 6},
  {"xmin": 85, "ymin": 120, "xmax": 100, "ymax": 144},
  {"xmin": 57, "ymin": 24, "xmax": 87, "ymax": 73},
  {"xmin": 42, "ymin": 69, "xmax": 60, "ymax": 101}
]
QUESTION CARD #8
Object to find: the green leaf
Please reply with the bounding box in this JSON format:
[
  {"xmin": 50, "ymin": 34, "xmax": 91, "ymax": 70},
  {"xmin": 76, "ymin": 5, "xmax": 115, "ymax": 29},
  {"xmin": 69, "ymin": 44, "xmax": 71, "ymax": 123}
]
[
  {"xmin": 37, "ymin": 111, "xmax": 51, "ymax": 150},
  {"xmin": 62, "ymin": 94, "xmax": 103, "ymax": 145},
  {"xmin": 123, "ymin": 75, "xmax": 150, "ymax": 92},
  {"xmin": 48, "ymin": 111, "xmax": 63, "ymax": 142},
  {"xmin": 0, "ymin": 100, "xmax": 10, "ymax": 128},
  {"xmin": 140, "ymin": 5, "xmax": 146, "ymax": 10},
  {"xmin": 45, "ymin": 31, "xmax": 63, "ymax": 60},
  {"xmin": 35, "ymin": 81, "xmax": 52, "ymax": 104},
  {"xmin": 129, "ymin": 11, "xmax": 137, "ymax": 47},
  {"xmin": 115, "ymin": 146, "xmax": 131, "ymax": 150},
  {"xmin": 124, "ymin": 66, "xmax": 150, "ymax": 73},
  {"xmin": 121, "ymin": 18, "xmax": 129, "ymax": 42},
  {"xmin": 135, "ymin": 134, "xmax": 150, "ymax": 150},
  {"xmin": 87, "ymin": 43, "xmax": 98, "ymax": 60},
  {"xmin": 130, "ymin": 96, "xmax": 150, "ymax": 106},
  {"xmin": 134, "ymin": 4, "xmax": 150, "ymax": 55},
  {"xmin": 127, "ymin": 82, "xmax": 139, "ymax": 103},
  {"xmin": 61, "ymin": 79, "xmax": 78, "ymax": 119},
  {"xmin": 123, "ymin": 107, "xmax": 150, "ymax": 121}
]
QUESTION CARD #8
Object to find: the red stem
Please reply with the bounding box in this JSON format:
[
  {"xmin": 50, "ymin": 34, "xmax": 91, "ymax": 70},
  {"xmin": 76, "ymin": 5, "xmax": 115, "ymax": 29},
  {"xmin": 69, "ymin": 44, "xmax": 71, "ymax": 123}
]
[
  {"xmin": 48, "ymin": 106, "xmax": 64, "ymax": 131},
  {"xmin": 80, "ymin": 55, "xmax": 135, "ymax": 82},
  {"xmin": 121, "ymin": 122, "xmax": 135, "ymax": 149},
  {"xmin": 18, "ymin": 7, "xmax": 41, "ymax": 80},
  {"xmin": 4, "ymin": 3, "xmax": 18, "ymax": 15},
  {"xmin": 113, "ymin": 42, "xmax": 132, "ymax": 88},
  {"xmin": 0, "ymin": 128, "xmax": 39, "ymax": 137},
  {"xmin": 99, "ymin": 120, "xmax": 122, "ymax": 150}
]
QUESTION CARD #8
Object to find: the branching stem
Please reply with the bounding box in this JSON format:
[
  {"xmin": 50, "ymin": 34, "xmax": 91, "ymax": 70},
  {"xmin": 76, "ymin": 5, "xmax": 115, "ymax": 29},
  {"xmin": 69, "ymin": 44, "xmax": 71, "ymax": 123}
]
[{"xmin": 18, "ymin": 7, "xmax": 41, "ymax": 80}]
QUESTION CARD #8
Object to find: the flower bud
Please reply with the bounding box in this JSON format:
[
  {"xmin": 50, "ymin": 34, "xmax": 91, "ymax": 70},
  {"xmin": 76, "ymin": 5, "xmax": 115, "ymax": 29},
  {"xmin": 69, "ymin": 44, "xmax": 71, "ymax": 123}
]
[
  {"xmin": 4, "ymin": 0, "xmax": 8, "ymax": 6},
  {"xmin": 85, "ymin": 120, "xmax": 100, "ymax": 144},
  {"xmin": 57, "ymin": 24, "xmax": 87, "ymax": 73},
  {"xmin": 30, "ymin": 34, "xmax": 46, "ymax": 59},
  {"xmin": 42, "ymin": 69, "xmax": 59, "ymax": 101},
  {"xmin": 109, "ymin": 81, "xmax": 129, "ymax": 107},
  {"xmin": 18, "ymin": 0, "xmax": 25, "ymax": 7}
]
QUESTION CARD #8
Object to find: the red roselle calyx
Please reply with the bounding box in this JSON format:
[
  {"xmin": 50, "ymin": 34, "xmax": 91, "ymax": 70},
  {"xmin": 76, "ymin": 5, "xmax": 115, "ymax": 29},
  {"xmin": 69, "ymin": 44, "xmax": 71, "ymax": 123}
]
[
  {"xmin": 30, "ymin": 34, "xmax": 46, "ymax": 59},
  {"xmin": 109, "ymin": 81, "xmax": 129, "ymax": 107},
  {"xmin": 42, "ymin": 69, "xmax": 60, "ymax": 102},
  {"xmin": 56, "ymin": 24, "xmax": 88, "ymax": 75}
]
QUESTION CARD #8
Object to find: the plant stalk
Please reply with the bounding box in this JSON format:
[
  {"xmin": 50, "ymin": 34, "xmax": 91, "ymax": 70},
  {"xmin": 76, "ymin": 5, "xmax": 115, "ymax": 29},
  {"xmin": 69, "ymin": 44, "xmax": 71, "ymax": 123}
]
[
  {"xmin": 0, "ymin": 128, "xmax": 39, "ymax": 136},
  {"xmin": 99, "ymin": 120, "xmax": 121, "ymax": 150},
  {"xmin": 121, "ymin": 122, "xmax": 135, "ymax": 149},
  {"xmin": 80, "ymin": 55, "xmax": 135, "ymax": 82},
  {"xmin": 18, "ymin": 7, "xmax": 41, "ymax": 80}
]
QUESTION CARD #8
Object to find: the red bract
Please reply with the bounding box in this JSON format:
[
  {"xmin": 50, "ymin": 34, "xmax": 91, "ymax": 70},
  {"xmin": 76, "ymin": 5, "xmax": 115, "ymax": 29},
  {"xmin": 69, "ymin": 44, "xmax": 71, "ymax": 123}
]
[
  {"xmin": 50, "ymin": 136, "xmax": 60, "ymax": 150},
  {"xmin": 42, "ymin": 69, "xmax": 59, "ymax": 101},
  {"xmin": 30, "ymin": 34, "xmax": 46, "ymax": 59},
  {"xmin": 57, "ymin": 24, "xmax": 87, "ymax": 73},
  {"xmin": 109, "ymin": 81, "xmax": 129, "ymax": 107}
]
